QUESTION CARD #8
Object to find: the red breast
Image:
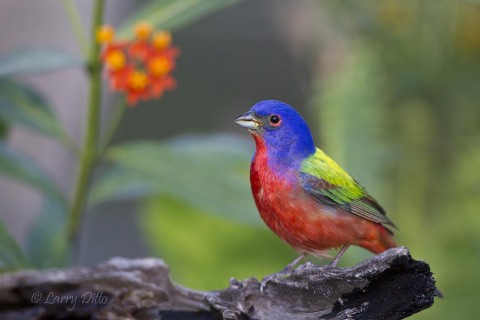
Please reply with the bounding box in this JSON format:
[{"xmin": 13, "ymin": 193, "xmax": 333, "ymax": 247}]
[{"xmin": 249, "ymin": 135, "xmax": 396, "ymax": 256}]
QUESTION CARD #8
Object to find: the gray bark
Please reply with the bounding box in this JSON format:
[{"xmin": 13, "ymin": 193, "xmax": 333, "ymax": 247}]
[{"xmin": 0, "ymin": 247, "xmax": 440, "ymax": 320}]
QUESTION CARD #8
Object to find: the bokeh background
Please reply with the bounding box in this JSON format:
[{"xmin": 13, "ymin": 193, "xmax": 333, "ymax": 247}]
[{"xmin": 1, "ymin": 1, "xmax": 480, "ymax": 319}]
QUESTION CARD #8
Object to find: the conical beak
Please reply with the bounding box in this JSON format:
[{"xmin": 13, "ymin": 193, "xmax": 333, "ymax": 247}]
[{"xmin": 234, "ymin": 111, "xmax": 260, "ymax": 130}]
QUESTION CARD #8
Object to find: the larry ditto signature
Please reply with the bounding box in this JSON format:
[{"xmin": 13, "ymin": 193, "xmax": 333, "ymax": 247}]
[{"xmin": 31, "ymin": 291, "xmax": 109, "ymax": 311}]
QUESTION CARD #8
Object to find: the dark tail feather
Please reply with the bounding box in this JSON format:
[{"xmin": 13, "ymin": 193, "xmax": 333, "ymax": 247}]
[{"xmin": 435, "ymin": 288, "xmax": 444, "ymax": 298}]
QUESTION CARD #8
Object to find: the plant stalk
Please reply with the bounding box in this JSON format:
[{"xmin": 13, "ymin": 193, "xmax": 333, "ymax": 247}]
[{"xmin": 66, "ymin": 0, "xmax": 105, "ymax": 250}]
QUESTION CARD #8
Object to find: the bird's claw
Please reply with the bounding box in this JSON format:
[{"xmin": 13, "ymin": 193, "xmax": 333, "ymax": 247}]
[
  {"xmin": 260, "ymin": 255, "xmax": 307, "ymax": 294},
  {"xmin": 229, "ymin": 277, "xmax": 242, "ymax": 289},
  {"xmin": 260, "ymin": 269, "xmax": 296, "ymax": 294},
  {"xmin": 260, "ymin": 273, "xmax": 280, "ymax": 293}
]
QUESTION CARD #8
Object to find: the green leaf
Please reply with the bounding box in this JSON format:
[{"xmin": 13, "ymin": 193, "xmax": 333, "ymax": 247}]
[
  {"xmin": 0, "ymin": 79, "xmax": 67, "ymax": 140},
  {"xmin": 0, "ymin": 142, "xmax": 66, "ymax": 205},
  {"xmin": 0, "ymin": 219, "xmax": 29, "ymax": 272},
  {"xmin": 26, "ymin": 198, "xmax": 70, "ymax": 268},
  {"xmin": 0, "ymin": 46, "xmax": 82, "ymax": 76},
  {"xmin": 93, "ymin": 134, "xmax": 262, "ymax": 225},
  {"xmin": 0, "ymin": 142, "xmax": 68, "ymax": 268},
  {"xmin": 90, "ymin": 166, "xmax": 157, "ymax": 205},
  {"xmin": 118, "ymin": 0, "xmax": 241, "ymax": 39},
  {"xmin": 0, "ymin": 117, "xmax": 8, "ymax": 140}
]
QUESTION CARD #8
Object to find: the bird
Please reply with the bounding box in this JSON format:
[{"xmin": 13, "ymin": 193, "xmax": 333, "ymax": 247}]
[{"xmin": 234, "ymin": 100, "xmax": 397, "ymax": 273}]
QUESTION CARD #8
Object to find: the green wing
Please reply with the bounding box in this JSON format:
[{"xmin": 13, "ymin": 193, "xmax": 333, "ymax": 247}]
[{"xmin": 300, "ymin": 148, "xmax": 396, "ymax": 230}]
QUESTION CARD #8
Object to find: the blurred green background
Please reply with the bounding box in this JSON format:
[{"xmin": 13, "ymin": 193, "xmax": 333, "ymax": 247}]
[{"xmin": 1, "ymin": 1, "xmax": 479, "ymax": 319}]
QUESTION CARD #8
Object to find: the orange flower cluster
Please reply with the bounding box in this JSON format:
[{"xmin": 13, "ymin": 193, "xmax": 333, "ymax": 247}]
[{"xmin": 97, "ymin": 22, "xmax": 179, "ymax": 105}]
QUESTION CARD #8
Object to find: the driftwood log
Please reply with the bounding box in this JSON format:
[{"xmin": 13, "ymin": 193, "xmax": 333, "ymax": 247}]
[{"xmin": 0, "ymin": 247, "xmax": 439, "ymax": 320}]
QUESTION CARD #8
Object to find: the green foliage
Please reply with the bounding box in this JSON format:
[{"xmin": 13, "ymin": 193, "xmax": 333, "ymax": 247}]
[
  {"xmin": 0, "ymin": 142, "xmax": 65, "ymax": 205},
  {"xmin": 0, "ymin": 46, "xmax": 82, "ymax": 76},
  {"xmin": 90, "ymin": 166, "xmax": 156, "ymax": 205},
  {"xmin": 118, "ymin": 0, "xmax": 241, "ymax": 38},
  {"xmin": 315, "ymin": 2, "xmax": 480, "ymax": 319},
  {"xmin": 313, "ymin": 47, "xmax": 391, "ymax": 197},
  {"xmin": 0, "ymin": 118, "xmax": 8, "ymax": 140},
  {"xmin": 0, "ymin": 68, "xmax": 72, "ymax": 271},
  {"xmin": 0, "ymin": 76, "xmax": 71, "ymax": 272},
  {"xmin": 0, "ymin": 0, "xmax": 241, "ymax": 271},
  {"xmin": 95, "ymin": 135, "xmax": 262, "ymax": 226},
  {"xmin": 0, "ymin": 220, "xmax": 29, "ymax": 272},
  {"xmin": 0, "ymin": 79, "xmax": 68, "ymax": 140},
  {"xmin": 141, "ymin": 196, "xmax": 295, "ymax": 290},
  {"xmin": 26, "ymin": 198, "xmax": 69, "ymax": 269}
]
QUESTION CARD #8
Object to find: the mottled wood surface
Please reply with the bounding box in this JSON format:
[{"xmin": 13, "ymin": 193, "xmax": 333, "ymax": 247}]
[{"xmin": 0, "ymin": 247, "xmax": 440, "ymax": 320}]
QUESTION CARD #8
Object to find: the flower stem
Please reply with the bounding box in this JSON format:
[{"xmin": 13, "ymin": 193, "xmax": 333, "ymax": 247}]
[
  {"xmin": 66, "ymin": 0, "xmax": 105, "ymax": 250},
  {"xmin": 61, "ymin": 0, "xmax": 89, "ymax": 57}
]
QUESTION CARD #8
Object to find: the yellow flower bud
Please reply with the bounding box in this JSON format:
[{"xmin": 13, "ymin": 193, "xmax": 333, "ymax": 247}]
[
  {"xmin": 97, "ymin": 25, "xmax": 115, "ymax": 44},
  {"xmin": 128, "ymin": 70, "xmax": 149, "ymax": 90},
  {"xmin": 134, "ymin": 21, "xmax": 153, "ymax": 41},
  {"xmin": 148, "ymin": 57, "xmax": 172, "ymax": 76},
  {"xmin": 105, "ymin": 50, "xmax": 126, "ymax": 71},
  {"xmin": 152, "ymin": 31, "xmax": 172, "ymax": 49}
]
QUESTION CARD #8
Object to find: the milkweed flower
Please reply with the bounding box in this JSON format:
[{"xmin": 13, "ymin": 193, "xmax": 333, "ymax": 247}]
[{"xmin": 97, "ymin": 22, "xmax": 180, "ymax": 105}]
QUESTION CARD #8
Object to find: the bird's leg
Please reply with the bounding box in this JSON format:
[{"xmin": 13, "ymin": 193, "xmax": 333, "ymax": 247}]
[
  {"xmin": 260, "ymin": 253, "xmax": 306, "ymax": 293},
  {"xmin": 329, "ymin": 245, "xmax": 349, "ymax": 267},
  {"xmin": 280, "ymin": 252, "xmax": 307, "ymax": 275}
]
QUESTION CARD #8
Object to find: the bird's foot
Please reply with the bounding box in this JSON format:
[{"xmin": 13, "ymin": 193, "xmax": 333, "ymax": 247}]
[
  {"xmin": 260, "ymin": 271, "xmax": 290, "ymax": 294},
  {"xmin": 229, "ymin": 277, "xmax": 243, "ymax": 289},
  {"xmin": 260, "ymin": 254, "xmax": 306, "ymax": 293}
]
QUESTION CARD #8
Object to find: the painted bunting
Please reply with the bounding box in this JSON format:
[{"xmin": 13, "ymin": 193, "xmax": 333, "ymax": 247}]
[{"xmin": 235, "ymin": 100, "xmax": 397, "ymax": 269}]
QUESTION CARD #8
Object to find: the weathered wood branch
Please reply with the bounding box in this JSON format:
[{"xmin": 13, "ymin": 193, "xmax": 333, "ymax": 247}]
[{"xmin": 0, "ymin": 247, "xmax": 439, "ymax": 320}]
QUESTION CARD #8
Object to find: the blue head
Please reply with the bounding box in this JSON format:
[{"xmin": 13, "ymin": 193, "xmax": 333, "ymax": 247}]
[{"xmin": 235, "ymin": 100, "xmax": 315, "ymax": 169}]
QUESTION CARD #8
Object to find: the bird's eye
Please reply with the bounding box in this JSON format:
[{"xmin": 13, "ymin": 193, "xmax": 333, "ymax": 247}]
[{"xmin": 269, "ymin": 114, "xmax": 281, "ymax": 126}]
